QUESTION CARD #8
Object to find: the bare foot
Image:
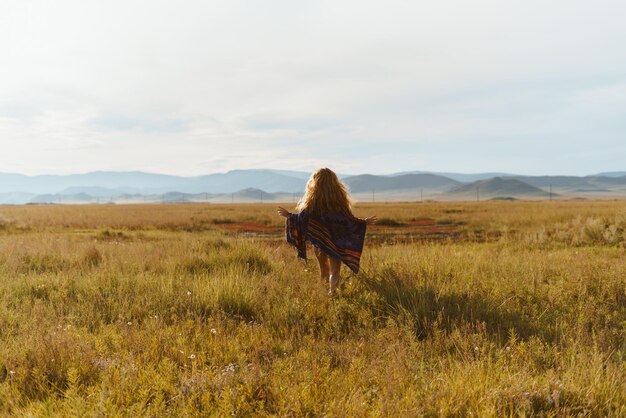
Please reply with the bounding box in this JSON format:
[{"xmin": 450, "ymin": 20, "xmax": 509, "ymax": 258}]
[{"xmin": 329, "ymin": 274, "xmax": 341, "ymax": 294}]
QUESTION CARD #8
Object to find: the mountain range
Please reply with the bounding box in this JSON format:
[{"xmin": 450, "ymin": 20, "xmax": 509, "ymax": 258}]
[{"xmin": 1, "ymin": 169, "xmax": 626, "ymax": 204}]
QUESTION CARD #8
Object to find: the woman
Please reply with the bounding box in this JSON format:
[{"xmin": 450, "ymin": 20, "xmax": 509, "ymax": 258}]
[{"xmin": 277, "ymin": 168, "xmax": 376, "ymax": 294}]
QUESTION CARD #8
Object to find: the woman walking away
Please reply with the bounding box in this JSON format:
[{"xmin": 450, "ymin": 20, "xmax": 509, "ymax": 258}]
[{"xmin": 277, "ymin": 168, "xmax": 376, "ymax": 294}]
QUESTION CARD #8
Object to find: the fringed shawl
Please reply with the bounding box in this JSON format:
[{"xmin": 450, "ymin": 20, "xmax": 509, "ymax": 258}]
[{"xmin": 285, "ymin": 211, "xmax": 367, "ymax": 273}]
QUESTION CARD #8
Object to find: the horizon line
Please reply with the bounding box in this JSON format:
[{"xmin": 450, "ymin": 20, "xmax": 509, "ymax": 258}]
[{"xmin": 1, "ymin": 168, "xmax": 625, "ymax": 178}]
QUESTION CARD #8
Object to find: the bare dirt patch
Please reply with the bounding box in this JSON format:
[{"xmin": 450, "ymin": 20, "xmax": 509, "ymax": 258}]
[
  {"xmin": 367, "ymin": 218, "xmax": 462, "ymax": 244},
  {"xmin": 215, "ymin": 222, "xmax": 283, "ymax": 236}
]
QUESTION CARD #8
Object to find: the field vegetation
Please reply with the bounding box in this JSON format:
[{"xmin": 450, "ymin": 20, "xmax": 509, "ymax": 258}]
[{"xmin": 0, "ymin": 201, "xmax": 624, "ymax": 416}]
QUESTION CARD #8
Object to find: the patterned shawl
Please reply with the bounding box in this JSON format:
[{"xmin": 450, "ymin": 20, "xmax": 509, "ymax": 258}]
[{"xmin": 285, "ymin": 211, "xmax": 367, "ymax": 273}]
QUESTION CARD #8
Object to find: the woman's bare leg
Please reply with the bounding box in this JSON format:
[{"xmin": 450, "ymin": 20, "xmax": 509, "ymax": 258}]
[
  {"xmin": 314, "ymin": 247, "xmax": 330, "ymax": 281},
  {"xmin": 329, "ymin": 257, "xmax": 342, "ymax": 294}
]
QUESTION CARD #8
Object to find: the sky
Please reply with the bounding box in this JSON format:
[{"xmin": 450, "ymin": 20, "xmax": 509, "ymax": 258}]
[{"xmin": 1, "ymin": 0, "xmax": 625, "ymax": 176}]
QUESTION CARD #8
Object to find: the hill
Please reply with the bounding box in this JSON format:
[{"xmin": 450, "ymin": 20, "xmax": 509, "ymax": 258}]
[
  {"xmin": 391, "ymin": 171, "xmax": 514, "ymax": 182},
  {"xmin": 446, "ymin": 177, "xmax": 552, "ymax": 198},
  {"xmin": 344, "ymin": 173, "xmax": 460, "ymax": 193},
  {"xmin": 0, "ymin": 192, "xmax": 37, "ymax": 205},
  {"xmin": 4, "ymin": 169, "xmax": 626, "ymax": 203},
  {"xmin": 0, "ymin": 170, "xmax": 307, "ymax": 195},
  {"xmin": 185, "ymin": 170, "xmax": 305, "ymax": 194},
  {"xmin": 595, "ymin": 171, "xmax": 626, "ymax": 177},
  {"xmin": 504, "ymin": 175, "xmax": 626, "ymax": 192}
]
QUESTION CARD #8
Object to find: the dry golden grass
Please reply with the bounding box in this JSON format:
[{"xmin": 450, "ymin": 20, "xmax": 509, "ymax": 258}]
[{"xmin": 0, "ymin": 201, "xmax": 624, "ymax": 416}]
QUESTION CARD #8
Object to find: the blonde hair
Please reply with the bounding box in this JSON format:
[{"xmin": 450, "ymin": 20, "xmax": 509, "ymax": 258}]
[{"xmin": 296, "ymin": 168, "xmax": 353, "ymax": 216}]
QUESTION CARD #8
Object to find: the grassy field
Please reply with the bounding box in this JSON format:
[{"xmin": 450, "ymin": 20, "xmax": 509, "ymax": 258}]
[{"xmin": 0, "ymin": 201, "xmax": 624, "ymax": 416}]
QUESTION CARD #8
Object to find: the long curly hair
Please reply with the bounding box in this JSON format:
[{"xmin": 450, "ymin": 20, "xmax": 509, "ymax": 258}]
[{"xmin": 296, "ymin": 168, "xmax": 353, "ymax": 216}]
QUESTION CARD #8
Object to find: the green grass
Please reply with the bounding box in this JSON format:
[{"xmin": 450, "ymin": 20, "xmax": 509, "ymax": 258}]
[{"xmin": 0, "ymin": 202, "xmax": 624, "ymax": 416}]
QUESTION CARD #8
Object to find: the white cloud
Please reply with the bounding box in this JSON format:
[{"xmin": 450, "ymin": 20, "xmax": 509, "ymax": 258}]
[{"xmin": 0, "ymin": 0, "xmax": 625, "ymax": 175}]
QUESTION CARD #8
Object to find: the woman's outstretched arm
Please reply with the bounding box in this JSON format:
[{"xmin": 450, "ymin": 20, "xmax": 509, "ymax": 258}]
[
  {"xmin": 277, "ymin": 206, "xmax": 290, "ymax": 218},
  {"xmin": 349, "ymin": 210, "xmax": 376, "ymax": 225},
  {"xmin": 363, "ymin": 216, "xmax": 377, "ymax": 225}
]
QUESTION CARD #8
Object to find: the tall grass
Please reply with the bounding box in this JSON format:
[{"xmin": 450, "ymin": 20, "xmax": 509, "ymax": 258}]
[{"xmin": 0, "ymin": 202, "xmax": 624, "ymax": 416}]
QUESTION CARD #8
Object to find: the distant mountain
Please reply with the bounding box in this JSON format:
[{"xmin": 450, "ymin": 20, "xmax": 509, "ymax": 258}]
[
  {"xmin": 587, "ymin": 176, "xmax": 626, "ymax": 186},
  {"xmin": 184, "ymin": 170, "xmax": 306, "ymax": 193},
  {"xmin": 506, "ymin": 175, "xmax": 626, "ymax": 191},
  {"xmin": 30, "ymin": 192, "xmax": 97, "ymax": 204},
  {"xmin": 446, "ymin": 177, "xmax": 551, "ymax": 198},
  {"xmin": 232, "ymin": 188, "xmax": 273, "ymax": 200},
  {"xmin": 504, "ymin": 175, "xmax": 583, "ymax": 188},
  {"xmin": 0, "ymin": 192, "xmax": 37, "ymax": 205},
  {"xmin": 215, "ymin": 188, "xmax": 301, "ymax": 203},
  {"xmin": 0, "ymin": 171, "xmax": 186, "ymax": 195},
  {"xmin": 22, "ymin": 188, "xmax": 293, "ymax": 205},
  {"xmin": 595, "ymin": 172, "xmax": 626, "ymax": 177},
  {"xmin": 0, "ymin": 170, "xmax": 306, "ymax": 195},
  {"xmin": 391, "ymin": 171, "xmax": 514, "ymax": 182},
  {"xmin": 3, "ymin": 169, "xmax": 626, "ymax": 204},
  {"xmin": 261, "ymin": 169, "xmax": 354, "ymax": 180},
  {"xmin": 344, "ymin": 173, "xmax": 460, "ymax": 193},
  {"xmin": 264, "ymin": 170, "xmax": 313, "ymax": 180},
  {"xmin": 58, "ymin": 186, "xmax": 138, "ymax": 197}
]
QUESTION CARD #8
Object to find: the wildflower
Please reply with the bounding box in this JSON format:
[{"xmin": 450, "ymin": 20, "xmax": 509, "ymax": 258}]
[
  {"xmin": 189, "ymin": 354, "xmax": 196, "ymax": 360},
  {"xmin": 127, "ymin": 321, "xmax": 132, "ymax": 326},
  {"xmin": 210, "ymin": 328, "xmax": 217, "ymax": 334},
  {"xmin": 187, "ymin": 291, "xmax": 192, "ymax": 296},
  {"xmin": 221, "ymin": 363, "xmax": 236, "ymax": 375}
]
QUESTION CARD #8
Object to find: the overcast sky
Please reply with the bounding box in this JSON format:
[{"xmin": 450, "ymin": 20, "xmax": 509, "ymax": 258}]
[{"xmin": 1, "ymin": 0, "xmax": 625, "ymax": 176}]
